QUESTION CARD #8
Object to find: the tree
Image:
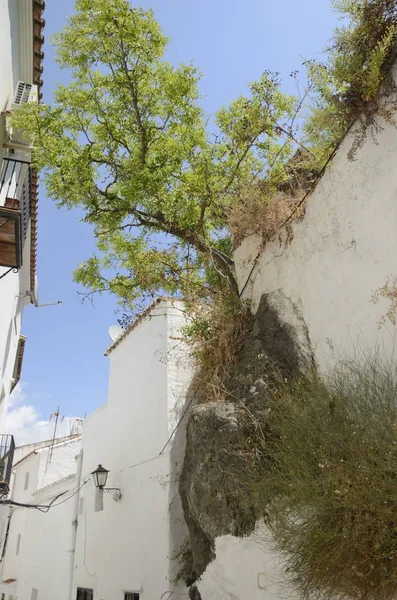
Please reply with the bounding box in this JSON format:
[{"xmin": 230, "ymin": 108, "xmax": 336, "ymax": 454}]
[{"xmin": 15, "ymin": 0, "xmax": 298, "ymax": 314}]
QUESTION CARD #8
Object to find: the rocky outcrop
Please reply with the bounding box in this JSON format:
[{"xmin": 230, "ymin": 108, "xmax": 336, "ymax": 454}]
[{"xmin": 179, "ymin": 291, "xmax": 314, "ymax": 583}]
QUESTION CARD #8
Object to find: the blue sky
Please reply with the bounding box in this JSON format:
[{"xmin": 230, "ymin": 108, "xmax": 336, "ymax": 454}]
[{"xmin": 16, "ymin": 0, "xmax": 338, "ymax": 435}]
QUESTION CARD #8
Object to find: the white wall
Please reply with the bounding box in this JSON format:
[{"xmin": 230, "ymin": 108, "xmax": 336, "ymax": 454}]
[
  {"xmin": 37, "ymin": 438, "xmax": 81, "ymax": 489},
  {"xmin": 14, "ymin": 476, "xmax": 77, "ymax": 600},
  {"xmin": 0, "ymin": 0, "xmax": 34, "ymax": 429},
  {"xmin": 235, "ymin": 75, "xmax": 397, "ymax": 374},
  {"xmin": 72, "ymin": 300, "xmax": 191, "ymax": 600},
  {"xmin": 0, "ymin": 0, "xmax": 15, "ymax": 112},
  {"xmin": 198, "ymin": 63, "xmax": 397, "ymax": 600},
  {"xmin": 199, "ymin": 524, "xmax": 297, "ymax": 600},
  {"xmin": 13, "ymin": 434, "xmax": 81, "ymax": 466},
  {"xmin": 0, "ymin": 0, "xmax": 20, "ymax": 430},
  {"xmin": 0, "ymin": 437, "xmax": 82, "ymax": 600}
]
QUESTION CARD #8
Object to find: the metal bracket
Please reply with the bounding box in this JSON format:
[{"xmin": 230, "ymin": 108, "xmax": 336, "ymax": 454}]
[
  {"xmin": 102, "ymin": 487, "xmax": 121, "ymax": 494},
  {"xmin": 0, "ymin": 267, "xmax": 18, "ymax": 281}
]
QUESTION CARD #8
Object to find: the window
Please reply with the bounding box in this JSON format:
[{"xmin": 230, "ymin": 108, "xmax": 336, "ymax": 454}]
[
  {"xmin": 24, "ymin": 472, "xmax": 29, "ymax": 491},
  {"xmin": 16, "ymin": 534, "xmax": 21, "ymax": 555},
  {"xmin": 76, "ymin": 588, "xmax": 93, "ymax": 600},
  {"xmin": 125, "ymin": 594, "xmax": 139, "ymax": 600},
  {"xmin": 30, "ymin": 589, "xmax": 38, "ymax": 600}
]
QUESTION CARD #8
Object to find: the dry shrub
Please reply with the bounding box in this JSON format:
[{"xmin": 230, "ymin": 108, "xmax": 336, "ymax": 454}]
[
  {"xmin": 262, "ymin": 355, "xmax": 397, "ymax": 600},
  {"xmin": 228, "ymin": 184, "xmax": 306, "ymax": 248},
  {"xmin": 184, "ymin": 294, "xmax": 254, "ymax": 402},
  {"xmin": 372, "ymin": 276, "xmax": 397, "ymax": 327}
]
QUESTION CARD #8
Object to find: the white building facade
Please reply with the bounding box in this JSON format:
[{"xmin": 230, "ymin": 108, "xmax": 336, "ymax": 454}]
[
  {"xmin": 0, "ymin": 0, "xmax": 44, "ymax": 429},
  {"xmin": 71, "ymin": 299, "xmax": 191, "ymax": 600},
  {"xmin": 0, "ymin": 300, "xmax": 192, "ymax": 600},
  {"xmin": 0, "ymin": 435, "xmax": 82, "ymax": 600}
]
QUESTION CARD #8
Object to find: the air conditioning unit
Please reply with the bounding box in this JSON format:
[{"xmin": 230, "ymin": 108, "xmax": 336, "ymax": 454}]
[
  {"xmin": 4, "ymin": 81, "xmax": 38, "ymax": 150},
  {"xmin": 12, "ymin": 81, "xmax": 38, "ymax": 107}
]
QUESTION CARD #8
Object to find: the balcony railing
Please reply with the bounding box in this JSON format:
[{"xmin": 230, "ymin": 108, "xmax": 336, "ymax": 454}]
[
  {"xmin": 0, "ymin": 157, "xmax": 31, "ymax": 270},
  {"xmin": 0, "ymin": 435, "xmax": 15, "ymax": 495}
]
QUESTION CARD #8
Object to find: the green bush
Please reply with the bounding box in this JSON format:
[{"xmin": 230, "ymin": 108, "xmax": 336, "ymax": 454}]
[
  {"xmin": 306, "ymin": 0, "xmax": 397, "ymax": 167},
  {"xmin": 264, "ymin": 356, "xmax": 397, "ymax": 600}
]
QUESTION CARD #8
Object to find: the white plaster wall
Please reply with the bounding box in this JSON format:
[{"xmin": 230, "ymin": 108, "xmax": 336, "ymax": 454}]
[
  {"xmin": 165, "ymin": 305, "xmax": 194, "ymax": 585},
  {"xmin": 72, "ymin": 301, "xmax": 190, "ymax": 600},
  {"xmin": 36, "ymin": 438, "xmax": 82, "ymax": 490},
  {"xmin": 199, "ymin": 66, "xmax": 397, "ymax": 600},
  {"xmin": 1, "ymin": 451, "xmax": 39, "ymax": 586},
  {"xmin": 0, "ymin": 0, "xmax": 33, "ymax": 429},
  {"xmin": 199, "ymin": 524, "xmax": 297, "ymax": 600},
  {"xmin": 15, "ymin": 476, "xmax": 77, "ymax": 600},
  {"xmin": 235, "ymin": 86, "xmax": 397, "ymax": 374},
  {"xmin": 0, "ymin": 0, "xmax": 20, "ymax": 423},
  {"xmin": 13, "ymin": 434, "xmax": 81, "ymax": 466},
  {"xmin": 0, "ymin": 437, "xmax": 81, "ymax": 599},
  {"xmin": 166, "ymin": 303, "xmax": 192, "ymax": 434},
  {"xmin": 0, "ymin": 0, "xmax": 15, "ymax": 112}
]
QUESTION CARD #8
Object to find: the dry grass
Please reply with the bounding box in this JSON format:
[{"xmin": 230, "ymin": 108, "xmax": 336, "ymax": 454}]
[
  {"xmin": 260, "ymin": 355, "xmax": 397, "ymax": 600},
  {"xmin": 372, "ymin": 276, "xmax": 397, "ymax": 327},
  {"xmin": 184, "ymin": 294, "xmax": 254, "ymax": 402},
  {"xmin": 228, "ymin": 182, "xmax": 306, "ymax": 248}
]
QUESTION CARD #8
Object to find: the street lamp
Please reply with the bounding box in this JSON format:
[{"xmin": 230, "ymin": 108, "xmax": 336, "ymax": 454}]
[
  {"xmin": 91, "ymin": 465, "xmax": 121, "ymax": 497},
  {"xmin": 91, "ymin": 464, "xmax": 110, "ymax": 490}
]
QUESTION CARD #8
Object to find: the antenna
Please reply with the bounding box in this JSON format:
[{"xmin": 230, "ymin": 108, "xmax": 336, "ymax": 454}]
[
  {"xmin": 45, "ymin": 407, "xmax": 60, "ymax": 474},
  {"xmin": 69, "ymin": 417, "xmax": 84, "ymax": 436},
  {"xmin": 34, "ymin": 300, "xmax": 62, "ymax": 308},
  {"xmin": 108, "ymin": 325, "xmax": 123, "ymax": 342},
  {"xmin": 17, "ymin": 279, "xmax": 62, "ymax": 307}
]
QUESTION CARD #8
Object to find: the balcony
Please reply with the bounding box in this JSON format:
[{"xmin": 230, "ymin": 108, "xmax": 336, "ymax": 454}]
[
  {"xmin": 0, "ymin": 157, "xmax": 30, "ymax": 270},
  {"xmin": 0, "ymin": 435, "xmax": 15, "ymax": 496}
]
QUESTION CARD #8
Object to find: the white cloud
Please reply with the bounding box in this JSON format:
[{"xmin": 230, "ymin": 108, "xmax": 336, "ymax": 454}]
[
  {"xmin": 8, "ymin": 382, "xmax": 28, "ymax": 408},
  {"xmin": 5, "ymin": 383, "xmax": 82, "ymax": 446}
]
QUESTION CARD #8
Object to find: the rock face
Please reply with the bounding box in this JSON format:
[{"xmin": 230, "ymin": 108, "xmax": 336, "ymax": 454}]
[{"xmin": 179, "ymin": 291, "xmax": 314, "ymax": 583}]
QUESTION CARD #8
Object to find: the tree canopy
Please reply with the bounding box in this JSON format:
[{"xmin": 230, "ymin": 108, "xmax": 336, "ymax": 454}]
[
  {"xmin": 14, "ymin": 0, "xmax": 299, "ymax": 313},
  {"xmin": 14, "ymin": 0, "xmax": 397, "ymax": 317}
]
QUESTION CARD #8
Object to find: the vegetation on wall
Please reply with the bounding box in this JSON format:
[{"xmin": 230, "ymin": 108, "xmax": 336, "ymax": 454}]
[
  {"xmin": 304, "ymin": 0, "xmax": 397, "ymax": 166},
  {"xmin": 13, "ymin": 0, "xmax": 397, "ymax": 320},
  {"xmin": 183, "ymin": 296, "xmax": 253, "ymax": 402},
  {"xmin": 228, "ymin": 0, "xmax": 397, "ymax": 243},
  {"xmin": 12, "ymin": 4, "xmax": 397, "ymax": 597},
  {"xmin": 12, "ymin": 0, "xmax": 301, "ymax": 315},
  {"xmin": 260, "ymin": 356, "xmax": 397, "ymax": 600},
  {"xmin": 372, "ymin": 275, "xmax": 397, "ymax": 327},
  {"xmin": 196, "ymin": 351, "xmax": 397, "ymax": 600}
]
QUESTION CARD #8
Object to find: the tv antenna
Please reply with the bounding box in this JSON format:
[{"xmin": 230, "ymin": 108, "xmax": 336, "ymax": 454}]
[
  {"xmin": 25, "ymin": 276, "xmax": 62, "ymax": 307},
  {"xmin": 44, "ymin": 407, "xmax": 61, "ymax": 473}
]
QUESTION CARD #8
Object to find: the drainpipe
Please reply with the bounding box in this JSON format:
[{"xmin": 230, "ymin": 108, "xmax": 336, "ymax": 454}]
[{"xmin": 68, "ymin": 450, "xmax": 83, "ymax": 600}]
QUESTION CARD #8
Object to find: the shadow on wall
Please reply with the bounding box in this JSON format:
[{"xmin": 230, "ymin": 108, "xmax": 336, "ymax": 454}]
[{"xmin": 167, "ymin": 377, "xmax": 196, "ymax": 590}]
